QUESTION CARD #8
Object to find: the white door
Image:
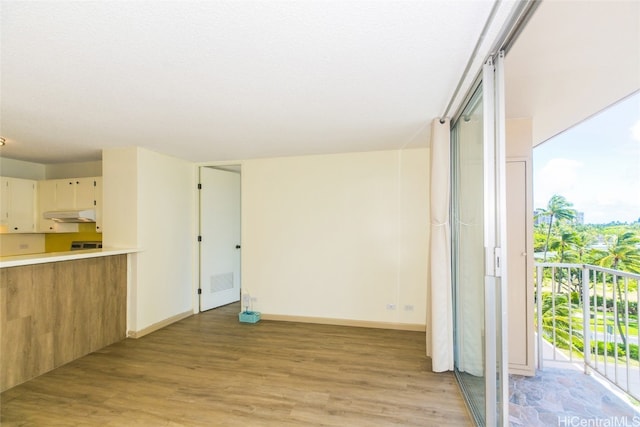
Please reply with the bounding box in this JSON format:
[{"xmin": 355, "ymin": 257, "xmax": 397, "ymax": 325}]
[
  {"xmin": 507, "ymin": 160, "xmax": 535, "ymax": 374},
  {"xmin": 199, "ymin": 166, "xmax": 241, "ymax": 311}
]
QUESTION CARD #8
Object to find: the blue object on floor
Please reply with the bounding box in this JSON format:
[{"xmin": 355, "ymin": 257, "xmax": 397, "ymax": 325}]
[{"xmin": 239, "ymin": 311, "xmax": 261, "ymax": 323}]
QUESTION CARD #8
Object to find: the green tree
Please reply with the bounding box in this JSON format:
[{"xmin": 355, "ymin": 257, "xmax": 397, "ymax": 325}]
[
  {"xmin": 539, "ymin": 293, "xmax": 583, "ymax": 354},
  {"xmin": 549, "ymin": 230, "xmax": 580, "ymax": 264},
  {"xmin": 572, "ymin": 231, "xmax": 595, "ymax": 263},
  {"xmin": 536, "ymin": 195, "xmax": 577, "ymax": 262},
  {"xmin": 548, "ymin": 230, "xmax": 582, "ymax": 293},
  {"xmin": 591, "ymin": 231, "xmax": 640, "ymax": 346},
  {"xmin": 533, "ymin": 224, "xmax": 550, "ymax": 253},
  {"xmin": 592, "ymin": 231, "xmax": 640, "ymax": 273}
]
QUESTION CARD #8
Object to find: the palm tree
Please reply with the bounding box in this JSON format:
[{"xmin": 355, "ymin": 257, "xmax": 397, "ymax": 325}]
[
  {"xmin": 591, "ymin": 231, "xmax": 640, "ymax": 346},
  {"xmin": 549, "ymin": 230, "xmax": 580, "ymax": 264},
  {"xmin": 549, "ymin": 230, "xmax": 581, "ymax": 293},
  {"xmin": 567, "ymin": 231, "xmax": 596, "ymax": 297},
  {"xmin": 592, "ymin": 231, "xmax": 640, "ymax": 273},
  {"xmin": 539, "ymin": 293, "xmax": 583, "ymax": 354},
  {"xmin": 573, "ymin": 231, "xmax": 595, "ymax": 263},
  {"xmin": 536, "ymin": 195, "xmax": 577, "ymax": 262}
]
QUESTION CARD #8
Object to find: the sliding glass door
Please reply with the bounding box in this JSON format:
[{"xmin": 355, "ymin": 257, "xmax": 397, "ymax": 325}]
[
  {"xmin": 452, "ymin": 83, "xmax": 486, "ymax": 423},
  {"xmin": 452, "ymin": 55, "xmax": 508, "ymax": 426}
]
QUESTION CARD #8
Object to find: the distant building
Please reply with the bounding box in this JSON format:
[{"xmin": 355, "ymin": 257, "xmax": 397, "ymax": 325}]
[
  {"xmin": 533, "ymin": 209, "xmax": 584, "ymax": 226},
  {"xmin": 534, "ymin": 209, "xmax": 551, "ymax": 226}
]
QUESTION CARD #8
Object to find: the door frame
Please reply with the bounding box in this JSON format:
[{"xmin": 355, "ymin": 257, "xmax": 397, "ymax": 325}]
[
  {"xmin": 482, "ymin": 51, "xmax": 509, "ymax": 427},
  {"xmin": 451, "ymin": 52, "xmax": 509, "ymax": 426}
]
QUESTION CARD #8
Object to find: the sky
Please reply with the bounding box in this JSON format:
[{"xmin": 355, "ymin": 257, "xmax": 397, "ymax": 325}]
[{"xmin": 533, "ymin": 92, "xmax": 640, "ymax": 224}]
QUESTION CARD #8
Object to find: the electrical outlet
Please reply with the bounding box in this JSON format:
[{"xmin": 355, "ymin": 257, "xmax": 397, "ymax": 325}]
[
  {"xmin": 404, "ymin": 304, "xmax": 414, "ymax": 311},
  {"xmin": 386, "ymin": 303, "xmax": 396, "ymax": 310}
]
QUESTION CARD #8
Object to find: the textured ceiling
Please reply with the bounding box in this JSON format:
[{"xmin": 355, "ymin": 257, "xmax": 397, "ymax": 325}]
[{"xmin": 0, "ymin": 0, "xmax": 500, "ymax": 164}]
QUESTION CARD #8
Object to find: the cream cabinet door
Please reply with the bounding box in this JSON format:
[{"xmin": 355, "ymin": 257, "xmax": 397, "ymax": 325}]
[
  {"xmin": 37, "ymin": 177, "xmax": 100, "ymax": 233},
  {"xmin": 94, "ymin": 177, "xmax": 103, "ymax": 233},
  {"xmin": 74, "ymin": 177, "xmax": 96, "ymax": 209},
  {"xmin": 0, "ymin": 177, "xmax": 36, "ymax": 233},
  {"xmin": 0, "ymin": 177, "xmax": 10, "ymax": 231},
  {"xmin": 55, "ymin": 179, "xmax": 77, "ymax": 210},
  {"xmin": 38, "ymin": 180, "xmax": 58, "ymax": 232},
  {"xmin": 54, "ymin": 177, "xmax": 96, "ymax": 210}
]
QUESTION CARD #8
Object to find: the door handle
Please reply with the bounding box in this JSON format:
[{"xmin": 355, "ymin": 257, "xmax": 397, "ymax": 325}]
[{"xmin": 236, "ymin": 245, "xmax": 241, "ymax": 249}]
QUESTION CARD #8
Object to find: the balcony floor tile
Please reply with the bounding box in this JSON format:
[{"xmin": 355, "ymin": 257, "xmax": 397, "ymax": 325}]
[{"xmin": 510, "ymin": 366, "xmax": 640, "ymax": 426}]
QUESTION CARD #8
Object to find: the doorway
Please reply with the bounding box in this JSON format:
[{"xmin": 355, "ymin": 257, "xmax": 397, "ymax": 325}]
[{"xmin": 198, "ymin": 166, "xmax": 242, "ymax": 311}]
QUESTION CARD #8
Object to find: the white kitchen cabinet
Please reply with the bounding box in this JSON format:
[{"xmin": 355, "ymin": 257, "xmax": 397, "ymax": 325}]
[
  {"xmin": 37, "ymin": 180, "xmax": 58, "ymax": 232},
  {"xmin": 37, "ymin": 180, "xmax": 80, "ymax": 233},
  {"xmin": 55, "ymin": 179, "xmax": 76, "ymax": 210},
  {"xmin": 0, "ymin": 178, "xmax": 8, "ymax": 228},
  {"xmin": 94, "ymin": 177, "xmax": 103, "ymax": 233},
  {"xmin": 0, "ymin": 177, "xmax": 37, "ymax": 233},
  {"xmin": 54, "ymin": 177, "xmax": 96, "ymax": 210},
  {"xmin": 36, "ymin": 176, "xmax": 101, "ymax": 233},
  {"xmin": 75, "ymin": 177, "xmax": 96, "ymax": 209}
]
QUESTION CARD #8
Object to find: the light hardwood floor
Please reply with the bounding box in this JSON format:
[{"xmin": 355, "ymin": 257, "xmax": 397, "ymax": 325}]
[{"xmin": 1, "ymin": 303, "xmax": 472, "ymax": 426}]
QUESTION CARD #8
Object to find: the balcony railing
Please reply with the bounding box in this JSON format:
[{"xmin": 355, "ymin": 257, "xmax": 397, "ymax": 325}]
[{"xmin": 536, "ymin": 262, "xmax": 640, "ymax": 401}]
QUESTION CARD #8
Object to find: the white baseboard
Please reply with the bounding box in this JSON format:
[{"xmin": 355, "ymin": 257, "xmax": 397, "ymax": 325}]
[
  {"xmin": 260, "ymin": 313, "xmax": 426, "ymax": 332},
  {"xmin": 128, "ymin": 310, "xmax": 193, "ymax": 339}
]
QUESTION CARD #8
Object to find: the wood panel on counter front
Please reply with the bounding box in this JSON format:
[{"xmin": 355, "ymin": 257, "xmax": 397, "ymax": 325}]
[{"xmin": 0, "ymin": 255, "xmax": 127, "ymax": 391}]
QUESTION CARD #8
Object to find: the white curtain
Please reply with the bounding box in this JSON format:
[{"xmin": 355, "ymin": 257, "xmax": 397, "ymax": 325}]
[{"xmin": 427, "ymin": 118, "xmax": 454, "ymax": 372}]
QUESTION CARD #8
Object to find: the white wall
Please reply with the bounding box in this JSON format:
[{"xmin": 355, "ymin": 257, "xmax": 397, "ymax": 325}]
[
  {"xmin": 0, "ymin": 158, "xmax": 46, "ymax": 180},
  {"xmin": 103, "ymin": 147, "xmax": 196, "ymax": 334},
  {"xmin": 242, "ymin": 148, "xmax": 429, "ymax": 326},
  {"xmin": 45, "ymin": 161, "xmax": 102, "ymax": 179},
  {"xmin": 102, "ymin": 146, "xmax": 427, "ymax": 333},
  {"xmin": 505, "ymin": 0, "xmax": 640, "ymax": 146},
  {"xmin": 103, "ymin": 148, "xmax": 139, "ymax": 249},
  {"xmin": 0, "ymin": 158, "xmax": 102, "ymax": 180}
]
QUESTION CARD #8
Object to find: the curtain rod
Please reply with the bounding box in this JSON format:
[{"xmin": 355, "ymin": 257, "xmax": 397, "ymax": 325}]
[
  {"xmin": 440, "ymin": 0, "xmax": 541, "ymax": 123},
  {"xmin": 439, "ymin": 0, "xmax": 502, "ymax": 123}
]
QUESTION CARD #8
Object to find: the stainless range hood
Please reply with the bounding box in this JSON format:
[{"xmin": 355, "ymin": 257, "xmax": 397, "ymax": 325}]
[{"xmin": 43, "ymin": 209, "xmax": 96, "ymax": 223}]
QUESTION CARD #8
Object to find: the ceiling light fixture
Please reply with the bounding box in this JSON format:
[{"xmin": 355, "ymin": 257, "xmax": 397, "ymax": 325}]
[{"xmin": 0, "ymin": 137, "xmax": 5, "ymax": 146}]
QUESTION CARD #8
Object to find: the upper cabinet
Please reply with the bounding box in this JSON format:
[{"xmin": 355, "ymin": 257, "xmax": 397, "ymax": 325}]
[
  {"xmin": 0, "ymin": 177, "xmax": 37, "ymax": 233},
  {"xmin": 36, "ymin": 176, "xmax": 103, "ymax": 233},
  {"xmin": 37, "ymin": 180, "xmax": 58, "ymax": 232},
  {"xmin": 53, "ymin": 177, "xmax": 97, "ymax": 210}
]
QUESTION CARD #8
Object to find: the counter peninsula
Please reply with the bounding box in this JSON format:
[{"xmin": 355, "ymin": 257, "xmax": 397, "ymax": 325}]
[{"xmin": 0, "ymin": 248, "xmax": 137, "ymax": 391}]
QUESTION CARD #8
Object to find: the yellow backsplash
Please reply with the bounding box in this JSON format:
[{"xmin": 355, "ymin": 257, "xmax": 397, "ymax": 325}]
[{"xmin": 45, "ymin": 223, "xmax": 102, "ymax": 253}]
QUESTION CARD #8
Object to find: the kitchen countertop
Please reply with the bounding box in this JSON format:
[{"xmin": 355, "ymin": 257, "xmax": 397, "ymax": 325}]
[{"xmin": 0, "ymin": 248, "xmax": 139, "ymax": 268}]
